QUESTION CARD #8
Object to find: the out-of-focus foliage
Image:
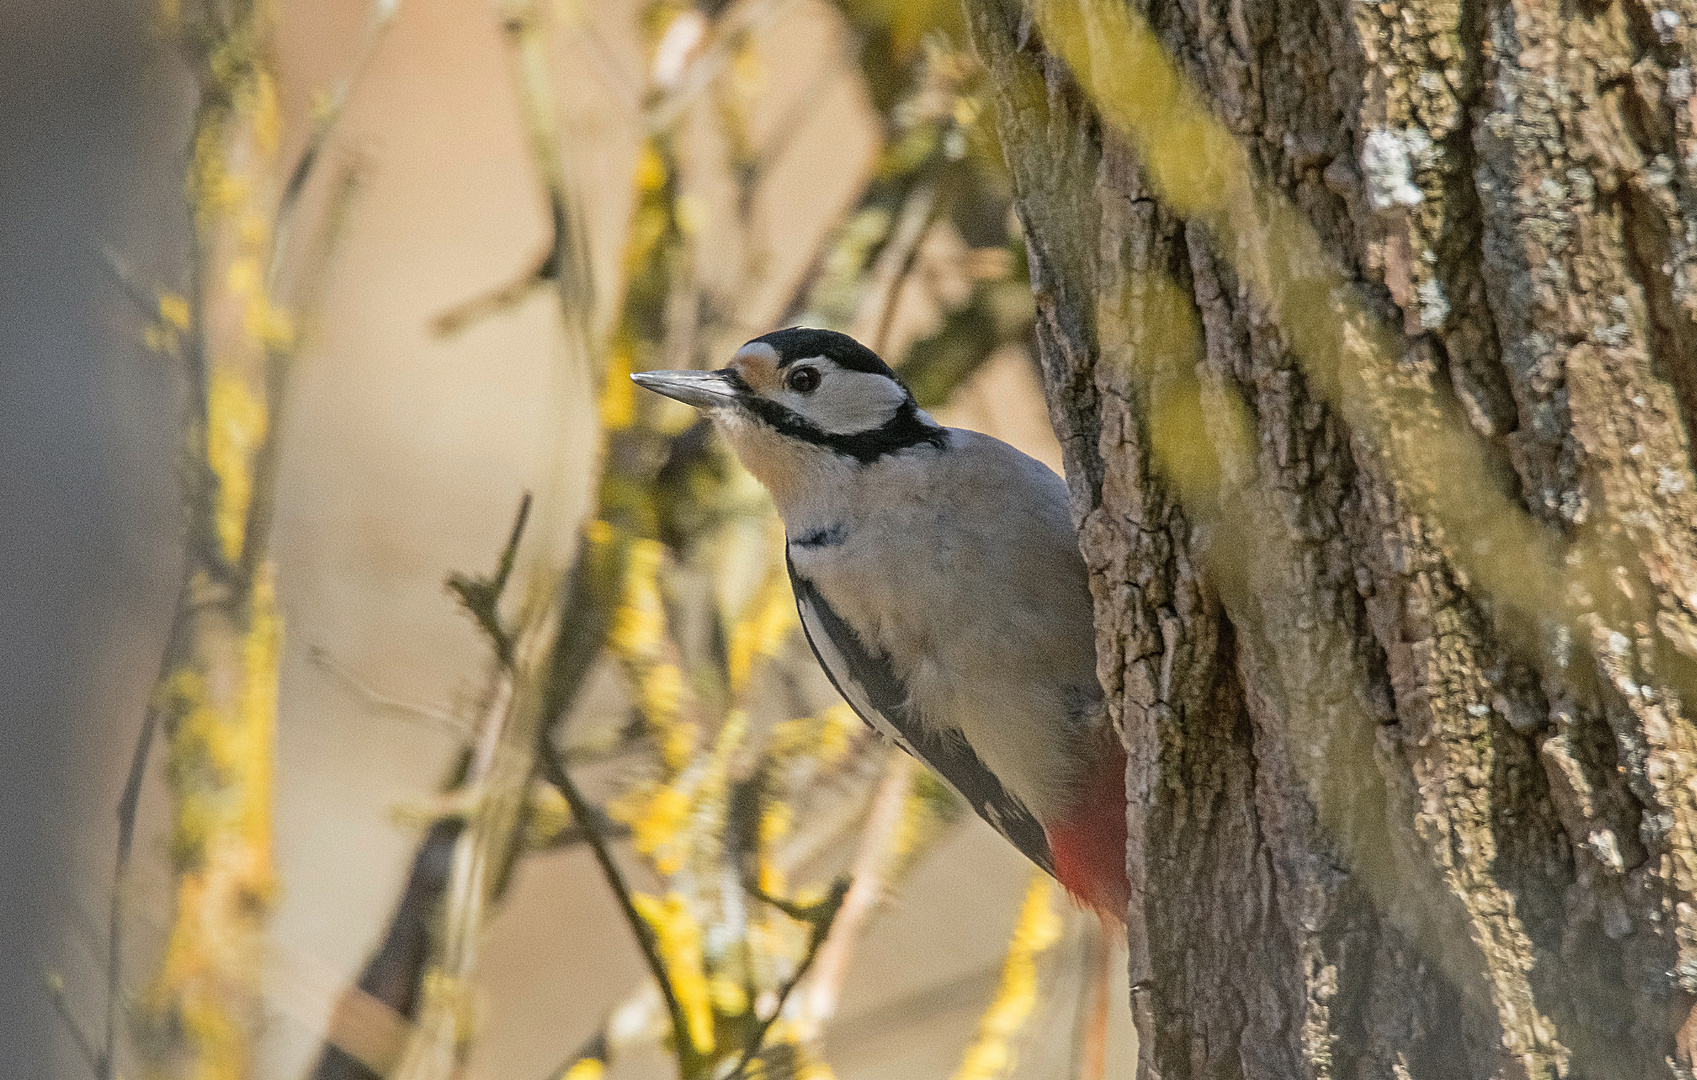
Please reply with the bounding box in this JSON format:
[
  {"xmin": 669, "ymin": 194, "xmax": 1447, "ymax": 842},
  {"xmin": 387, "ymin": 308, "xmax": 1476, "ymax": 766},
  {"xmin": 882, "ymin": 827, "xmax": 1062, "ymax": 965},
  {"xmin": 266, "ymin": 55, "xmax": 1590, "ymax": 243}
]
[
  {"xmin": 71, "ymin": 0, "xmax": 1071, "ymax": 1078},
  {"xmin": 89, "ymin": 1, "xmax": 386, "ymax": 1079},
  {"xmin": 414, "ymin": 1, "xmax": 1056, "ymax": 1075}
]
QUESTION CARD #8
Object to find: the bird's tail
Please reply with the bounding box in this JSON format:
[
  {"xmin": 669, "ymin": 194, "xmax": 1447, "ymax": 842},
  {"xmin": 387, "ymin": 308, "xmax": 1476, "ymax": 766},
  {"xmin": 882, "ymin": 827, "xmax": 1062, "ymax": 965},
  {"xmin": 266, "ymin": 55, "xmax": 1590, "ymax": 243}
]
[{"xmin": 1045, "ymin": 738, "xmax": 1131, "ymax": 925}]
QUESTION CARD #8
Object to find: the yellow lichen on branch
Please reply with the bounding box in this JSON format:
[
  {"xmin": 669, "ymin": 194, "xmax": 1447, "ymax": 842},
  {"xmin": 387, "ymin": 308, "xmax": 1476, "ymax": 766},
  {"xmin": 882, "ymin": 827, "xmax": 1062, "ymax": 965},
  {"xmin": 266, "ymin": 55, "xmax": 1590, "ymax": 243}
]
[
  {"xmin": 632, "ymin": 892, "xmax": 717, "ymax": 1056},
  {"xmin": 949, "ymin": 873, "xmax": 1063, "ymax": 1080},
  {"xmin": 608, "ymin": 534, "xmax": 696, "ymax": 771},
  {"xmin": 206, "ymin": 371, "xmax": 268, "ymax": 564},
  {"xmin": 725, "ymin": 568, "xmax": 799, "ymax": 696},
  {"xmin": 143, "ymin": 570, "xmax": 281, "ymax": 1080},
  {"xmin": 136, "ymin": 0, "xmax": 304, "ymax": 1075}
]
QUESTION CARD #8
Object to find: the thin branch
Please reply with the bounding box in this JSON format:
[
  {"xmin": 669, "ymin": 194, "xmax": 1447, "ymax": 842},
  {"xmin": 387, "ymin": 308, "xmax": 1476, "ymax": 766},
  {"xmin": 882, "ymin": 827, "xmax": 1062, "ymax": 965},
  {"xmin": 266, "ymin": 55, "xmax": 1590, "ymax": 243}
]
[
  {"xmin": 869, "ymin": 175, "xmax": 946, "ymax": 357},
  {"xmin": 95, "ymin": 246, "xmax": 172, "ymax": 335},
  {"xmin": 569, "ymin": 19, "xmax": 643, "ymax": 120},
  {"xmin": 743, "ymin": 41, "xmax": 849, "ymax": 192},
  {"xmin": 532, "ymin": 816, "xmax": 634, "ymax": 850},
  {"xmin": 729, "ymin": 878, "xmax": 850, "ymax": 1080},
  {"xmin": 641, "ymin": 0, "xmax": 797, "ymax": 135},
  {"xmin": 287, "ymin": 158, "xmax": 366, "ymax": 333},
  {"xmin": 181, "ymin": 185, "xmax": 228, "ymax": 583},
  {"xmin": 796, "ymin": 753, "xmax": 912, "ymax": 1035},
  {"xmin": 242, "ymin": 159, "xmax": 364, "ymax": 581},
  {"xmin": 430, "ymin": 259, "xmax": 550, "ymax": 339},
  {"xmin": 537, "ymin": 983, "xmax": 664, "ymax": 1080},
  {"xmin": 542, "ymin": 1030, "xmax": 609, "ymax": 1080},
  {"xmin": 105, "ymin": 708, "xmax": 156, "ymax": 1080},
  {"xmin": 502, "ymin": 2, "xmax": 596, "ymax": 350},
  {"xmin": 824, "ymin": 961, "xmax": 1006, "ymax": 1055},
  {"xmin": 446, "ymin": 492, "xmax": 535, "ymax": 668},
  {"xmin": 536, "ymin": 741, "xmax": 698, "ymax": 1073},
  {"xmin": 102, "ymin": 585, "xmax": 195, "ymax": 1080},
  {"xmin": 45, "ymin": 969, "xmax": 102, "ymax": 1078},
  {"xmin": 307, "ymin": 644, "xmax": 472, "ymax": 738},
  {"xmin": 1072, "ymin": 926, "xmax": 1110, "ymax": 1080},
  {"xmin": 268, "ymin": 0, "xmax": 399, "ymax": 290}
]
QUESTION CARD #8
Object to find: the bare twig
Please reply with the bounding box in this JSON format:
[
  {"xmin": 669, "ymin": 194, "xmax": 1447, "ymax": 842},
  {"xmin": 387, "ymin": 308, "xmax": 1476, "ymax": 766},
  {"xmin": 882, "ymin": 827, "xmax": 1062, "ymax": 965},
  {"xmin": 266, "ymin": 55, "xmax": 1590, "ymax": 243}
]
[
  {"xmin": 430, "ymin": 261, "xmax": 551, "ymax": 339},
  {"xmin": 641, "ymin": 0, "xmax": 798, "ymax": 135},
  {"xmin": 743, "ymin": 47, "xmax": 849, "ymax": 191},
  {"xmin": 308, "ymin": 644, "xmax": 472, "ymax": 738},
  {"xmin": 536, "ymin": 741, "xmax": 700, "ymax": 1075},
  {"xmin": 729, "ymin": 878, "xmax": 851, "ymax": 1080},
  {"xmin": 867, "ymin": 176, "xmax": 945, "ymax": 356},
  {"xmin": 101, "ymin": 588, "xmax": 193, "ymax": 1080},
  {"xmin": 234, "ymin": 348, "xmax": 289, "ymax": 582},
  {"xmin": 390, "ymin": 590, "xmax": 555, "ymax": 1080},
  {"xmin": 537, "ymin": 983, "xmax": 665, "ymax": 1080},
  {"xmin": 1073, "ymin": 927, "xmax": 1110, "ymax": 1080},
  {"xmin": 569, "ymin": 19, "xmax": 643, "ymax": 120},
  {"xmin": 268, "ymin": 0, "xmax": 400, "ymax": 289},
  {"xmin": 45, "ymin": 969, "xmax": 102, "ymax": 1078},
  {"xmin": 504, "ymin": 2, "xmax": 596, "ymax": 348},
  {"xmin": 95, "ymin": 246, "xmax": 174, "ymax": 341},
  {"xmin": 796, "ymin": 753, "xmax": 912, "ymax": 1035},
  {"xmin": 447, "ymin": 492, "xmax": 535, "ymax": 668},
  {"xmin": 285, "ymin": 158, "xmax": 368, "ymax": 350}
]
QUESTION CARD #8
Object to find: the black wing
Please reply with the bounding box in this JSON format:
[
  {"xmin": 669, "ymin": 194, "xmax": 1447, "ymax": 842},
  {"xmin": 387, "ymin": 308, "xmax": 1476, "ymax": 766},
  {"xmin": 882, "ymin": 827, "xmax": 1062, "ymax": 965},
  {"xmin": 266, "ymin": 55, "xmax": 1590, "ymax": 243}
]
[{"xmin": 785, "ymin": 552, "xmax": 1055, "ymax": 876}]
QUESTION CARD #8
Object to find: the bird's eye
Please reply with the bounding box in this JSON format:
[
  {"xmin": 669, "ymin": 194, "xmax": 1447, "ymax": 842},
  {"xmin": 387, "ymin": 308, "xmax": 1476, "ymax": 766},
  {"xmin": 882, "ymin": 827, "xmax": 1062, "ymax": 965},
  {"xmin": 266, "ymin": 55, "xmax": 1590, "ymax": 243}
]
[{"xmin": 786, "ymin": 367, "xmax": 822, "ymax": 393}]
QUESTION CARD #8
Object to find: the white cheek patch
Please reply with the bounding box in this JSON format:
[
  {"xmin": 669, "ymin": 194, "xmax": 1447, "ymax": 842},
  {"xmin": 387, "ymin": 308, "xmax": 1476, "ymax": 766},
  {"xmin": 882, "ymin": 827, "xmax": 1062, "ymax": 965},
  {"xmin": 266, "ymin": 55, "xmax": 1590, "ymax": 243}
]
[{"xmin": 779, "ymin": 362, "xmax": 906, "ymax": 435}]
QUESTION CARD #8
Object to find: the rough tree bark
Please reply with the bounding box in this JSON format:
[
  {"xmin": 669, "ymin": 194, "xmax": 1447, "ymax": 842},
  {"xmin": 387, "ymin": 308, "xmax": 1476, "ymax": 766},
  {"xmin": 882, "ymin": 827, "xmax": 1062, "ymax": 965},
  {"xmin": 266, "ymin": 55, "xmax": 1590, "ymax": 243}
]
[{"xmin": 967, "ymin": 0, "xmax": 1697, "ymax": 1076}]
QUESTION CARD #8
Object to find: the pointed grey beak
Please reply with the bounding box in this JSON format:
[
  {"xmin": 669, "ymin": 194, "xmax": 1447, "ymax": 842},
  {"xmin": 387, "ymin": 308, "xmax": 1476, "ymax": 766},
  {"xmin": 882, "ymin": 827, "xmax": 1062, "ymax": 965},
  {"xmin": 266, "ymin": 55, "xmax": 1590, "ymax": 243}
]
[{"xmin": 630, "ymin": 369, "xmax": 742, "ymax": 410}]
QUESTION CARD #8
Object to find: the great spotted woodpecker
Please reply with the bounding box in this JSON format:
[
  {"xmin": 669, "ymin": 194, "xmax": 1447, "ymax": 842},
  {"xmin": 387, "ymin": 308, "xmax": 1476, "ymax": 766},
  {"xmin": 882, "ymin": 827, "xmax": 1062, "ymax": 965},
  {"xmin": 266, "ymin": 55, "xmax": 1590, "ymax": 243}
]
[{"xmin": 632, "ymin": 327, "xmax": 1129, "ymax": 919}]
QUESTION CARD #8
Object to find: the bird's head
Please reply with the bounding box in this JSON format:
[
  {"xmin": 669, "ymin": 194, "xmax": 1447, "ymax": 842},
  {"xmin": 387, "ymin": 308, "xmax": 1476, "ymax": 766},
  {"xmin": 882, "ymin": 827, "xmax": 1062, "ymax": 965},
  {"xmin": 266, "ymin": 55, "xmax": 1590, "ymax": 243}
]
[{"xmin": 631, "ymin": 328, "xmax": 945, "ymax": 507}]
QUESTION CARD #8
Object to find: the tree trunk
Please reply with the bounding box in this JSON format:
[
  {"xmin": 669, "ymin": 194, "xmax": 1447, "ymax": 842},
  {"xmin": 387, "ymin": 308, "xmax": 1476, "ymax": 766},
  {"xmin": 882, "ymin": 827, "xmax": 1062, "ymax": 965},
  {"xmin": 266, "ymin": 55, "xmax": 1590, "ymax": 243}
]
[{"xmin": 967, "ymin": 0, "xmax": 1697, "ymax": 1075}]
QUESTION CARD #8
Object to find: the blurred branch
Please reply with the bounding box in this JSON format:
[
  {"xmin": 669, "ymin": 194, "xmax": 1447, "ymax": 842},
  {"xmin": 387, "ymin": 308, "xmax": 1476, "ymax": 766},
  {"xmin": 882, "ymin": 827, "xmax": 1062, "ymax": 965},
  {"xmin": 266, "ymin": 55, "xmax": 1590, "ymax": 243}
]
[
  {"xmin": 432, "ymin": 0, "xmax": 596, "ymax": 349},
  {"xmin": 1070, "ymin": 928, "xmax": 1110, "ymax": 1080},
  {"xmin": 947, "ymin": 873, "xmax": 1063, "ymax": 1080},
  {"xmin": 309, "ymin": 818, "xmax": 463, "ymax": 1080},
  {"xmin": 447, "ymin": 492, "xmax": 534, "ymax": 668},
  {"xmin": 537, "ymin": 742, "xmax": 701, "ymax": 1077},
  {"xmin": 539, "ymin": 985, "xmax": 665, "ymax": 1080},
  {"xmin": 745, "ymin": 46, "xmax": 849, "ymax": 190},
  {"xmin": 430, "ymin": 264, "xmax": 551, "ymax": 339},
  {"xmin": 101, "ymin": 591, "xmax": 191, "ymax": 1080},
  {"xmin": 96, "ymin": 246, "xmax": 188, "ymax": 361},
  {"xmin": 390, "ymin": 600, "xmax": 558, "ymax": 1080},
  {"xmin": 729, "ymin": 878, "xmax": 850, "ymax": 1080},
  {"xmin": 571, "ymin": 19, "xmax": 643, "ymax": 119},
  {"xmin": 866, "ymin": 174, "xmax": 943, "ymax": 355},
  {"xmin": 268, "ymin": 0, "xmax": 399, "ymax": 290},
  {"xmin": 308, "ymin": 643, "xmax": 473, "ymax": 739},
  {"xmin": 796, "ymin": 753, "xmax": 912, "ymax": 1036},
  {"xmin": 286, "ymin": 158, "xmax": 367, "ymax": 349},
  {"xmin": 122, "ymin": 0, "xmax": 363, "ymax": 1067},
  {"xmin": 45, "ymin": 969, "xmax": 102, "ymax": 1078},
  {"xmin": 641, "ymin": 0, "xmax": 798, "ymax": 135},
  {"xmin": 895, "ymin": 274, "xmax": 1033, "ymax": 409}
]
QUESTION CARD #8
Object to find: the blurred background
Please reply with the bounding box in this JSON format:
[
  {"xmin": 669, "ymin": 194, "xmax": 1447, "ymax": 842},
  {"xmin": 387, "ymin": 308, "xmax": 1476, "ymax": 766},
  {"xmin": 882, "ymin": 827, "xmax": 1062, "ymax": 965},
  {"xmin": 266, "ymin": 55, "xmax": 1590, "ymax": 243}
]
[{"xmin": 2, "ymin": 0, "xmax": 1134, "ymax": 1077}]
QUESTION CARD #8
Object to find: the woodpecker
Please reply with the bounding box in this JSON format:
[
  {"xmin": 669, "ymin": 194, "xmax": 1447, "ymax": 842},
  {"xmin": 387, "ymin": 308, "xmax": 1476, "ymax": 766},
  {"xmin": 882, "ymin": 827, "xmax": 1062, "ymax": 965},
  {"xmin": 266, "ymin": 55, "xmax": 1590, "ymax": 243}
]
[{"xmin": 632, "ymin": 327, "xmax": 1129, "ymax": 920}]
